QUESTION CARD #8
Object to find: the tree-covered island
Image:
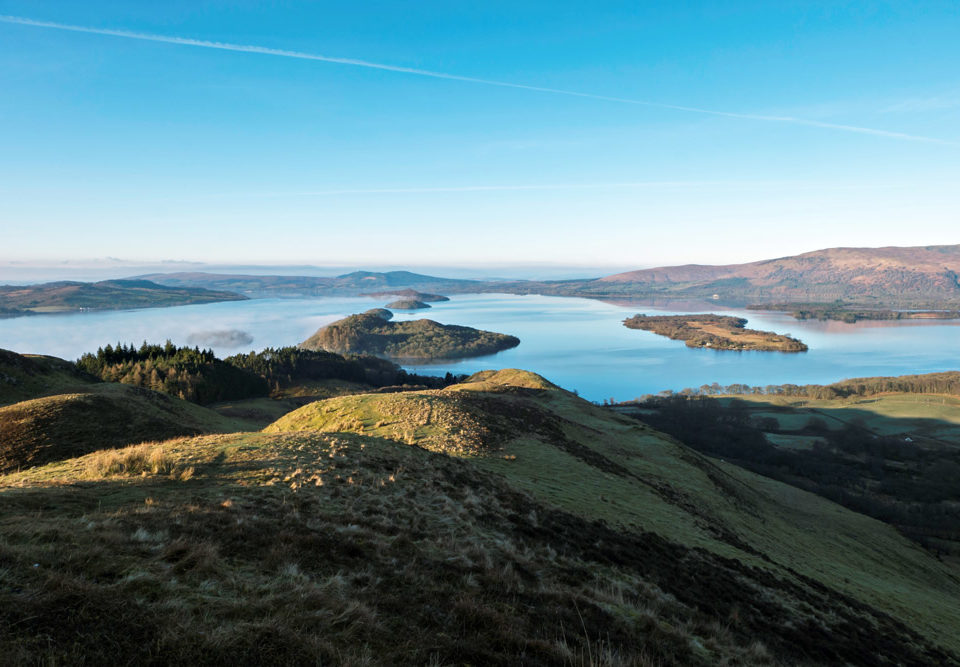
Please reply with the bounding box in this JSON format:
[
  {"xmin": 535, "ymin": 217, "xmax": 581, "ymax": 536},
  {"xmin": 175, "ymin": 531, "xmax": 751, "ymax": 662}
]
[{"xmin": 624, "ymin": 314, "xmax": 807, "ymax": 352}]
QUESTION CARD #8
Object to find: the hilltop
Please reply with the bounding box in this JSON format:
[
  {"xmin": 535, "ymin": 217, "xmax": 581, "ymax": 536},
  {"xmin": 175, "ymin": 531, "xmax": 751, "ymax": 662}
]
[
  {"xmin": 0, "ymin": 348, "xmax": 96, "ymax": 405},
  {"xmin": 264, "ymin": 369, "xmax": 960, "ymax": 659},
  {"xmin": 301, "ymin": 309, "xmax": 520, "ymax": 361},
  {"xmin": 0, "ymin": 279, "xmax": 245, "ymax": 316},
  {"xmin": 1, "ymin": 369, "xmax": 958, "ymax": 664},
  {"xmin": 0, "ymin": 382, "xmax": 243, "ymax": 474}
]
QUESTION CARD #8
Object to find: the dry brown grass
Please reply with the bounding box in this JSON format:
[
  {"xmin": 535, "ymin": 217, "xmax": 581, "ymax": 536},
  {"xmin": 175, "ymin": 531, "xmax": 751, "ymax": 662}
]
[
  {"xmin": 84, "ymin": 442, "xmax": 194, "ymax": 480},
  {"xmin": 1, "ymin": 431, "xmax": 953, "ymax": 666}
]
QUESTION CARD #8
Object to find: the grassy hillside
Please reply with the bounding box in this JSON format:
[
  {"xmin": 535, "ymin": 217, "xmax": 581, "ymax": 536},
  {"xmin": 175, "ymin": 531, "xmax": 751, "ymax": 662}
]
[
  {"xmin": 267, "ymin": 370, "xmax": 960, "ymax": 657},
  {"xmin": 2, "ymin": 369, "xmax": 958, "ymax": 663},
  {"xmin": 0, "ymin": 427, "xmax": 953, "ymax": 665},
  {"xmin": 0, "ymin": 383, "xmax": 243, "ymax": 473},
  {"xmin": 0, "ymin": 279, "xmax": 245, "ymax": 316},
  {"xmin": 0, "ymin": 348, "xmax": 96, "ymax": 406},
  {"xmin": 622, "ymin": 391, "xmax": 960, "ymax": 560},
  {"xmin": 301, "ymin": 309, "xmax": 520, "ymax": 360}
]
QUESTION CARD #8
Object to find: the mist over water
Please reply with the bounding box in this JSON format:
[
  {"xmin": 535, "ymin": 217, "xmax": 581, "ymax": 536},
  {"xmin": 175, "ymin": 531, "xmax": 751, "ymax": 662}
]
[{"xmin": 1, "ymin": 293, "xmax": 958, "ymax": 402}]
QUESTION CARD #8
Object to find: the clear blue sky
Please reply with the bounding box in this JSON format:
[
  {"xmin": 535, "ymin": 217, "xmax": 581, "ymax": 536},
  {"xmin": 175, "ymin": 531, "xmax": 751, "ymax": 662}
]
[{"xmin": 1, "ymin": 1, "xmax": 958, "ymax": 271}]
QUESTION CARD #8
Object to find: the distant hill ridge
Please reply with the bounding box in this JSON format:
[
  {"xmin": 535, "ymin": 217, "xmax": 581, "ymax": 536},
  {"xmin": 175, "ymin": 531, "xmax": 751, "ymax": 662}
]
[
  {"xmin": 597, "ymin": 244, "xmax": 960, "ymax": 303},
  {"xmin": 0, "ymin": 278, "xmax": 245, "ymax": 316},
  {"xmin": 132, "ymin": 244, "xmax": 960, "ymax": 306},
  {"xmin": 137, "ymin": 270, "xmax": 480, "ymax": 296}
]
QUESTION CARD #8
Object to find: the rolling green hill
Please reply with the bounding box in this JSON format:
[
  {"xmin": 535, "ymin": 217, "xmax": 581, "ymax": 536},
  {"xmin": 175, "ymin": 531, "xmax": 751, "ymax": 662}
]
[
  {"xmin": 0, "ymin": 348, "xmax": 96, "ymax": 406},
  {"xmin": 1, "ymin": 369, "xmax": 958, "ymax": 664},
  {"xmin": 0, "ymin": 383, "xmax": 243, "ymax": 473},
  {"xmin": 267, "ymin": 370, "xmax": 960, "ymax": 658}
]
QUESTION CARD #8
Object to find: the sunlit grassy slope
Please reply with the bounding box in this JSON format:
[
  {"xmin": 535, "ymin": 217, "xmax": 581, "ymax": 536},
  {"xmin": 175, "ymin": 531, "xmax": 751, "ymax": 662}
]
[
  {"xmin": 1, "ymin": 429, "xmax": 954, "ymax": 665},
  {"xmin": 0, "ymin": 383, "xmax": 245, "ymax": 473},
  {"xmin": 0, "ymin": 348, "xmax": 96, "ymax": 406},
  {"xmin": 268, "ymin": 370, "xmax": 960, "ymax": 655},
  {"xmin": 1, "ymin": 368, "xmax": 958, "ymax": 664}
]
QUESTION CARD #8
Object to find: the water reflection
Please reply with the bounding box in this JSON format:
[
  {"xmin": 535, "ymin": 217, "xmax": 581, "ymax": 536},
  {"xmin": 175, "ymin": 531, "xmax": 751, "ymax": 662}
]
[{"xmin": 0, "ymin": 293, "xmax": 957, "ymax": 402}]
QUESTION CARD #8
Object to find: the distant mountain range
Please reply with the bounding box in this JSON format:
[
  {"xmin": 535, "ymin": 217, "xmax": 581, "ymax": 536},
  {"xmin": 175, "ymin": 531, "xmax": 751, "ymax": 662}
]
[
  {"xmin": 136, "ymin": 270, "xmax": 481, "ymax": 297},
  {"xmin": 583, "ymin": 244, "xmax": 960, "ymax": 305},
  {"xmin": 141, "ymin": 245, "xmax": 960, "ymax": 306},
  {"xmin": 8, "ymin": 245, "xmax": 960, "ymax": 314}
]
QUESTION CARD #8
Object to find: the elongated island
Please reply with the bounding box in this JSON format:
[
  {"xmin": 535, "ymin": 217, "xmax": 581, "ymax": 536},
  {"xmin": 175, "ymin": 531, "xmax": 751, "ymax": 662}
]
[{"xmin": 624, "ymin": 314, "xmax": 807, "ymax": 352}]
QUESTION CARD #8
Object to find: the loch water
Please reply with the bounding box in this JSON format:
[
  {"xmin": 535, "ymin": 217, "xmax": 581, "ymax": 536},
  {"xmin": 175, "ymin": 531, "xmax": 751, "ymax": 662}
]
[{"xmin": 1, "ymin": 293, "xmax": 958, "ymax": 403}]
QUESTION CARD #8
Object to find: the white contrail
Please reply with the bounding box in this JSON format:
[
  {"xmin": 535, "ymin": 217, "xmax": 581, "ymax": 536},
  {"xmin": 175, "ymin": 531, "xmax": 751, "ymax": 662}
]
[
  {"xmin": 263, "ymin": 181, "xmax": 735, "ymax": 196},
  {"xmin": 1, "ymin": 14, "xmax": 955, "ymax": 146},
  {"xmin": 215, "ymin": 179, "xmax": 905, "ymax": 198}
]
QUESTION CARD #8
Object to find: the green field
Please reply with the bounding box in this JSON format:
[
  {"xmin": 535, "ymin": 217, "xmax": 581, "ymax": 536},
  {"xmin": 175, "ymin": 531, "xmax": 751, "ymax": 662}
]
[{"xmin": 727, "ymin": 392, "xmax": 960, "ymax": 444}]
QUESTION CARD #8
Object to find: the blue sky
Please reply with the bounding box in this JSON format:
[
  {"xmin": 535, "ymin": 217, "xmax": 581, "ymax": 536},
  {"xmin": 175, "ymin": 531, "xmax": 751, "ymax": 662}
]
[{"xmin": 1, "ymin": 1, "xmax": 958, "ymax": 272}]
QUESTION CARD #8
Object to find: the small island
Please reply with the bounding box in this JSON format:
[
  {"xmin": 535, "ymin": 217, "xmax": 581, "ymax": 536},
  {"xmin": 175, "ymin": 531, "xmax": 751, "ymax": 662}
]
[
  {"xmin": 624, "ymin": 314, "xmax": 807, "ymax": 352},
  {"xmin": 363, "ymin": 289, "xmax": 450, "ymax": 302},
  {"xmin": 301, "ymin": 309, "xmax": 520, "ymax": 361},
  {"xmin": 386, "ymin": 299, "xmax": 431, "ymax": 310}
]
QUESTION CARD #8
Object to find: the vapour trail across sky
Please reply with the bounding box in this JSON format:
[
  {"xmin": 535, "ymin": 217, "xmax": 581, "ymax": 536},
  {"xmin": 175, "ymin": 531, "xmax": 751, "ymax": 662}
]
[
  {"xmin": 212, "ymin": 178, "xmax": 921, "ymax": 199},
  {"xmin": 2, "ymin": 14, "xmax": 955, "ymax": 147}
]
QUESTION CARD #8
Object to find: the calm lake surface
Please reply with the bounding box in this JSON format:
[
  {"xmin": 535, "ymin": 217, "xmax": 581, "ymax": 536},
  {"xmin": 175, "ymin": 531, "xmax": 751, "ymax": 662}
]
[{"xmin": 1, "ymin": 293, "xmax": 958, "ymax": 402}]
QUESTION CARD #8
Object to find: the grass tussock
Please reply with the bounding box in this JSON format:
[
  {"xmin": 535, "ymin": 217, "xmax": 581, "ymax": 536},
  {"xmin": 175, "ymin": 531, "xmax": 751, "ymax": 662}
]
[{"xmin": 84, "ymin": 443, "xmax": 194, "ymax": 480}]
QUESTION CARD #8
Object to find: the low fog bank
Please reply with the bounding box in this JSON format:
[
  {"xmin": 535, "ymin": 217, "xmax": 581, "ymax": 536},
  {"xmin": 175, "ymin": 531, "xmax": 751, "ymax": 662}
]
[{"xmin": 185, "ymin": 329, "xmax": 254, "ymax": 348}]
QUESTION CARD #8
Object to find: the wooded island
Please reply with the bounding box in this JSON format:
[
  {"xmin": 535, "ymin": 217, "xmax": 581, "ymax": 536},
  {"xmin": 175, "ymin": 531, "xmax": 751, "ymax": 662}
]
[{"xmin": 623, "ymin": 314, "xmax": 807, "ymax": 352}]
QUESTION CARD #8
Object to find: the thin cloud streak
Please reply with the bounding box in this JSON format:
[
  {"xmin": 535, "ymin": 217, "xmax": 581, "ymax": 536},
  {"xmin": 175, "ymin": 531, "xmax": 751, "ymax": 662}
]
[{"xmin": 3, "ymin": 14, "xmax": 957, "ymax": 147}]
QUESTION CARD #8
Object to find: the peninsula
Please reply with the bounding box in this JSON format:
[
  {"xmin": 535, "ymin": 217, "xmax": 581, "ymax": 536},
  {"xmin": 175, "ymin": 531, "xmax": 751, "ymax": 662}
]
[
  {"xmin": 0, "ymin": 279, "xmax": 246, "ymax": 316},
  {"xmin": 301, "ymin": 309, "xmax": 519, "ymax": 360},
  {"xmin": 624, "ymin": 314, "xmax": 807, "ymax": 352}
]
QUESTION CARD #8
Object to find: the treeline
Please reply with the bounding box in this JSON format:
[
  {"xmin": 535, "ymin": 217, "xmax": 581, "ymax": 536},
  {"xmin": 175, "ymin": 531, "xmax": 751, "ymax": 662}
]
[
  {"xmin": 623, "ymin": 371, "xmax": 960, "ymax": 402},
  {"xmin": 78, "ymin": 342, "xmax": 465, "ymax": 406},
  {"xmin": 77, "ymin": 342, "xmax": 268, "ymax": 405},
  {"xmin": 224, "ymin": 346, "xmax": 462, "ymax": 392},
  {"xmin": 747, "ymin": 303, "xmax": 960, "ymax": 323},
  {"xmin": 629, "ymin": 395, "xmax": 960, "ymax": 555}
]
